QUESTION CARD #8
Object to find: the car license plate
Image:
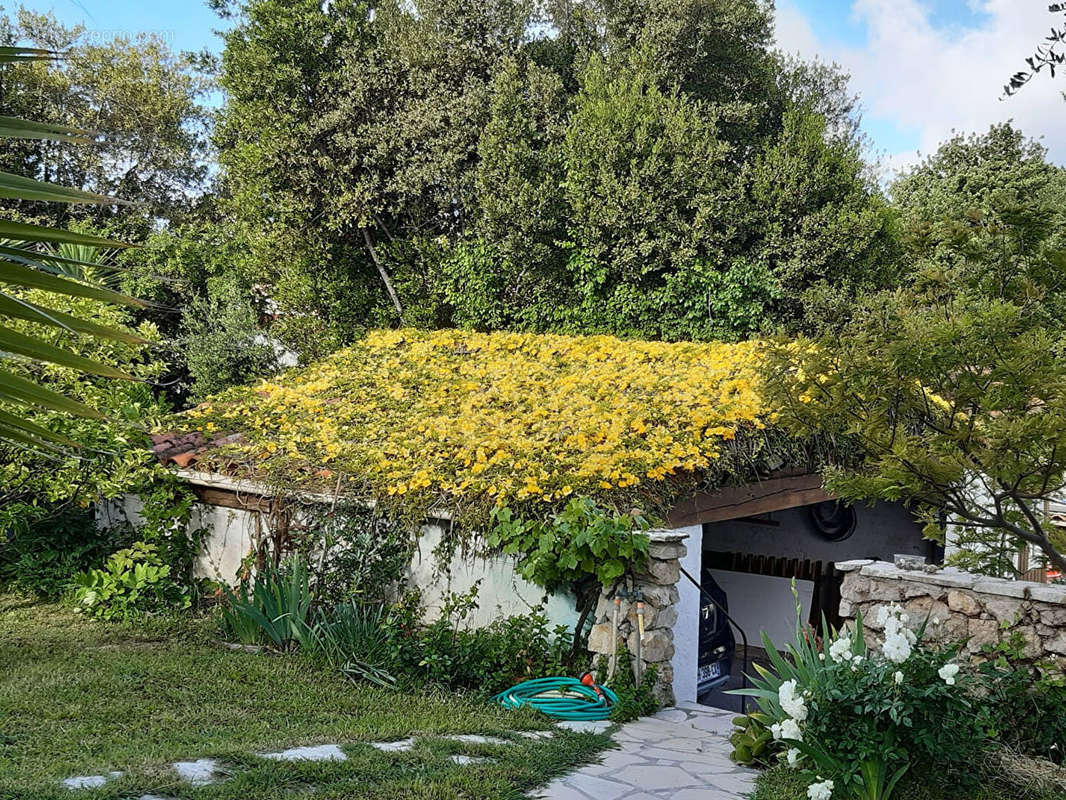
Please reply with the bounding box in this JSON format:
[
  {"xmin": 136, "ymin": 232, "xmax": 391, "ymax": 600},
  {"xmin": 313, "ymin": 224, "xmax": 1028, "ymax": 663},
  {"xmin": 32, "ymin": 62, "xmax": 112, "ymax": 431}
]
[{"xmin": 698, "ymin": 662, "xmax": 722, "ymax": 682}]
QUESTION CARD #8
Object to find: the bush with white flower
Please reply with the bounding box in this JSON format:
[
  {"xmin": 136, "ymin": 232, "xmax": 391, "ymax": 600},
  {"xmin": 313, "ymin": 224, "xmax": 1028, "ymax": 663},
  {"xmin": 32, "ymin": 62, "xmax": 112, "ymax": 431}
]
[{"xmin": 734, "ymin": 598, "xmax": 987, "ymax": 800}]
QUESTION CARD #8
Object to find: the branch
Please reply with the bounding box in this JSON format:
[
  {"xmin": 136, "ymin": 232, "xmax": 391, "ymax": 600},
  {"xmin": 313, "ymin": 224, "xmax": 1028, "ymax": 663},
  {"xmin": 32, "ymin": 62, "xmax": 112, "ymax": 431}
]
[{"xmin": 361, "ymin": 227, "xmax": 404, "ymax": 322}]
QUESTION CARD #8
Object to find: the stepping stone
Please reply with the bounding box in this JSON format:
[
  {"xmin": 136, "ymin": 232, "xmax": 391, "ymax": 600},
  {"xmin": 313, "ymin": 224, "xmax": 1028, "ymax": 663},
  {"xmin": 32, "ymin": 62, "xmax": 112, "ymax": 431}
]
[
  {"xmin": 262, "ymin": 744, "xmax": 347, "ymax": 762},
  {"xmin": 442, "ymin": 734, "xmax": 510, "ymax": 746},
  {"xmin": 557, "ymin": 719, "xmax": 611, "ymax": 734},
  {"xmin": 369, "ymin": 738, "xmax": 416, "ymax": 752},
  {"xmin": 173, "ymin": 758, "xmax": 220, "ymax": 786},
  {"xmin": 515, "ymin": 730, "xmax": 554, "ymax": 739},
  {"xmin": 450, "ymin": 755, "xmax": 491, "ymax": 765},
  {"xmin": 61, "ymin": 772, "xmax": 122, "ymax": 790}
]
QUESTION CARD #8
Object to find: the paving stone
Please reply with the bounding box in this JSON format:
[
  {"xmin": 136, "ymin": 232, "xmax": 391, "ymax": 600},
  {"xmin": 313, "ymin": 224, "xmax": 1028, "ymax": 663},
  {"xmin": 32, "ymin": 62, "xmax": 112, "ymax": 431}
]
[
  {"xmin": 450, "ymin": 755, "xmax": 492, "ymax": 765},
  {"xmin": 442, "ymin": 734, "xmax": 510, "ymax": 746},
  {"xmin": 564, "ymin": 772, "xmax": 631, "ymax": 800},
  {"xmin": 611, "ymin": 764, "xmax": 702, "ymax": 791},
  {"xmin": 515, "ymin": 730, "xmax": 554, "ymax": 739},
  {"xmin": 370, "ymin": 738, "xmax": 417, "ymax": 752},
  {"xmin": 62, "ymin": 772, "xmax": 122, "ymax": 790},
  {"xmin": 557, "ymin": 720, "xmax": 611, "ymax": 734},
  {"xmin": 535, "ymin": 705, "xmax": 754, "ymax": 799},
  {"xmin": 173, "ymin": 758, "xmax": 220, "ymax": 786},
  {"xmin": 536, "ymin": 780, "xmax": 592, "ymax": 800},
  {"xmin": 652, "ymin": 707, "xmax": 689, "ymax": 724},
  {"xmin": 262, "ymin": 744, "xmax": 347, "ymax": 762}
]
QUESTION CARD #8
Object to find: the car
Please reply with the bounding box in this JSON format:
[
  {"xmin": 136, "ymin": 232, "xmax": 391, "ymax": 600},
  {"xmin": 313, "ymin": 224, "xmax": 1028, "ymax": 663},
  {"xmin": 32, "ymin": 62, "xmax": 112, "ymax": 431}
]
[{"xmin": 696, "ymin": 569, "xmax": 736, "ymax": 695}]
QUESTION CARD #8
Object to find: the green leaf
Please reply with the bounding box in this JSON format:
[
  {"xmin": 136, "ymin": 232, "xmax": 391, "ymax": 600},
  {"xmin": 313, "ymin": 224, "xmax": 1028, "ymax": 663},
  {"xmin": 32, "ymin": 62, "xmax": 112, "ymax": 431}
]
[
  {"xmin": 0, "ymin": 324, "xmax": 136, "ymax": 378},
  {"xmin": 0, "ymin": 368, "xmax": 105, "ymax": 418},
  {"xmin": 0, "ymin": 46, "xmax": 55, "ymax": 63},
  {"xmin": 0, "ymin": 293, "xmax": 147, "ymax": 343},
  {"xmin": 0, "ymin": 220, "xmax": 131, "ymax": 248},
  {"xmin": 0, "ymin": 171, "xmax": 126, "ymax": 205},
  {"xmin": 0, "ymin": 407, "xmax": 74, "ymax": 445},
  {"xmin": 0, "ymin": 259, "xmax": 144, "ymax": 307},
  {"xmin": 0, "ymin": 115, "xmax": 94, "ymax": 143}
]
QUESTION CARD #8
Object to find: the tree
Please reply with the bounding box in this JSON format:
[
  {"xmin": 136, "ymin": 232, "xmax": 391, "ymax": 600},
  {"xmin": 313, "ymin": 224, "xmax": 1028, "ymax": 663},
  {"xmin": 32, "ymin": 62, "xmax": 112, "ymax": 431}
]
[
  {"xmin": 1004, "ymin": 3, "xmax": 1066, "ymax": 96},
  {"xmin": 765, "ymin": 188, "xmax": 1066, "ymax": 576},
  {"xmin": 213, "ymin": 0, "xmax": 896, "ymax": 347},
  {"xmin": 0, "ymin": 9, "xmax": 213, "ymax": 236}
]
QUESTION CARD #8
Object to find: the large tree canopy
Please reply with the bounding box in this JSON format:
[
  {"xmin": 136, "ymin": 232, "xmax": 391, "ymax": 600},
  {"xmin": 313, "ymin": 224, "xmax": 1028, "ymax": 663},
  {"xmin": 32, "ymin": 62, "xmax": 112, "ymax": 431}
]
[
  {"xmin": 212, "ymin": 0, "xmax": 897, "ymax": 354},
  {"xmin": 0, "ymin": 9, "xmax": 214, "ymax": 237}
]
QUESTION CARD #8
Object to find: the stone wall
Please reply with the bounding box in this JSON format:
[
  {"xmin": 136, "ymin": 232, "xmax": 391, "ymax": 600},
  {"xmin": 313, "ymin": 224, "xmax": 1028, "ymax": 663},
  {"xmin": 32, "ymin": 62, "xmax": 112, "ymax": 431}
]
[
  {"xmin": 838, "ymin": 559, "xmax": 1066, "ymax": 668},
  {"xmin": 587, "ymin": 530, "xmax": 686, "ymax": 704}
]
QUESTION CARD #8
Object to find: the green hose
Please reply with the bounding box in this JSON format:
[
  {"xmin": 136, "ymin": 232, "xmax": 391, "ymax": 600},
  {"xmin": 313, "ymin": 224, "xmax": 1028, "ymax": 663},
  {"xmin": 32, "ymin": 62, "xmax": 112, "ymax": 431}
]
[{"xmin": 491, "ymin": 677, "xmax": 618, "ymax": 721}]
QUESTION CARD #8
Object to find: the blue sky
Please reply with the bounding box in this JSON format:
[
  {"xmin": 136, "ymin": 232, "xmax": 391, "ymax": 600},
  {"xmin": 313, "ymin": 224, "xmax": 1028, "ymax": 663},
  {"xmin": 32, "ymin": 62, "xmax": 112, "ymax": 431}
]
[
  {"xmin": 22, "ymin": 0, "xmax": 226, "ymax": 55},
  {"xmin": 18, "ymin": 0, "xmax": 1066, "ymax": 173}
]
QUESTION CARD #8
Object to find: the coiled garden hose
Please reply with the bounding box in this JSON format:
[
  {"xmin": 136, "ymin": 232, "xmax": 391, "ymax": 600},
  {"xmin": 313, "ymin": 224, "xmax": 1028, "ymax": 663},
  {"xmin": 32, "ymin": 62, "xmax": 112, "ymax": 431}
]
[{"xmin": 491, "ymin": 677, "xmax": 618, "ymax": 721}]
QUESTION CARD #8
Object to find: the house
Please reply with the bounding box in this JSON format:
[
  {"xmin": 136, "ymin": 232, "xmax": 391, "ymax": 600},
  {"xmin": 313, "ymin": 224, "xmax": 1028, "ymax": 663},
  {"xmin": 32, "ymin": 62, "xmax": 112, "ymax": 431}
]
[{"xmin": 111, "ymin": 328, "xmax": 931, "ymax": 706}]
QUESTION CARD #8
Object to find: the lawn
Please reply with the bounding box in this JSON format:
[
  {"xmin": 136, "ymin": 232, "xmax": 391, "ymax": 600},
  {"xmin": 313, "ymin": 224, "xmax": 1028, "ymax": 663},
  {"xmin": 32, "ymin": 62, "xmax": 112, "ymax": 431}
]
[{"xmin": 0, "ymin": 596, "xmax": 611, "ymax": 800}]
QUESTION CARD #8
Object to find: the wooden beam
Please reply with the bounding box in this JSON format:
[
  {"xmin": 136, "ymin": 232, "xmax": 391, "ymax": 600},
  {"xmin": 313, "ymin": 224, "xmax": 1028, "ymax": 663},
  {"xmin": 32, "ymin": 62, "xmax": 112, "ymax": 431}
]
[
  {"xmin": 667, "ymin": 473, "xmax": 833, "ymax": 528},
  {"xmin": 190, "ymin": 485, "xmax": 273, "ymax": 514}
]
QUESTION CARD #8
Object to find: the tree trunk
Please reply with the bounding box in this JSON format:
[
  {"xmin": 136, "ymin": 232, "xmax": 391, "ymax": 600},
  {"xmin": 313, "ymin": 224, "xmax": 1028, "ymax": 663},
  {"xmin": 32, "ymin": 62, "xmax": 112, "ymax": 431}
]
[{"xmin": 361, "ymin": 227, "xmax": 404, "ymax": 322}]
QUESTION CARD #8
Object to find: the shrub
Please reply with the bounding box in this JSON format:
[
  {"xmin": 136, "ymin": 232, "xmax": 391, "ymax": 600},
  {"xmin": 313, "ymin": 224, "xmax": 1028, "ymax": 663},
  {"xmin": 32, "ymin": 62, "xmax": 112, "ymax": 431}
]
[
  {"xmin": 298, "ymin": 503, "xmax": 413, "ymax": 607},
  {"xmin": 0, "ymin": 506, "xmax": 120, "ymax": 598},
  {"xmin": 736, "ymin": 600, "xmax": 987, "ymax": 800},
  {"xmin": 384, "ymin": 587, "xmax": 574, "ymax": 694},
  {"xmin": 72, "ymin": 542, "xmax": 191, "ymax": 620},
  {"xmin": 976, "ymin": 634, "xmax": 1066, "ymax": 765},
  {"xmin": 598, "ymin": 645, "xmax": 660, "ymax": 722},
  {"xmin": 219, "ymin": 558, "xmax": 313, "ymax": 648}
]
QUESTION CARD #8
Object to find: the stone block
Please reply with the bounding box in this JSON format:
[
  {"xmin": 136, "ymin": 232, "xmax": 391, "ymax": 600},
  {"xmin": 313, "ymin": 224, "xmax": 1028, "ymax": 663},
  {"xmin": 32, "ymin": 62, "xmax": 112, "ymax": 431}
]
[
  {"xmin": 981, "ymin": 595, "xmax": 1025, "ymax": 624},
  {"xmin": 867, "ymin": 581, "xmax": 905, "ymax": 602},
  {"xmin": 841, "ymin": 575, "xmax": 871, "ymax": 600},
  {"xmin": 972, "ymin": 578, "xmax": 1031, "ymax": 599},
  {"xmin": 838, "ymin": 599, "xmax": 854, "ymax": 619},
  {"xmin": 1044, "ymin": 632, "xmax": 1066, "ymax": 656},
  {"xmin": 903, "ymin": 597, "xmax": 950, "ymax": 629},
  {"xmin": 1037, "ymin": 603, "xmax": 1066, "ymax": 628},
  {"xmin": 1015, "ymin": 626, "xmax": 1044, "ymax": 659},
  {"xmin": 640, "ymin": 584, "xmax": 680, "ymax": 608},
  {"xmin": 648, "ymin": 541, "xmax": 686, "ymax": 560},
  {"xmin": 627, "ymin": 629, "xmax": 674, "ymax": 663},
  {"xmin": 1028, "ymin": 584, "xmax": 1066, "ymax": 605},
  {"xmin": 903, "ymin": 582, "xmax": 947, "ymax": 601},
  {"xmin": 947, "ymin": 590, "xmax": 983, "ymax": 617},
  {"xmin": 967, "ymin": 618, "xmax": 1001, "ymax": 652},
  {"xmin": 640, "ymin": 558, "xmax": 680, "ymax": 586},
  {"xmin": 835, "ymin": 559, "xmax": 875, "ymax": 573},
  {"xmin": 588, "ymin": 622, "xmax": 616, "ymax": 655},
  {"xmin": 653, "ymin": 605, "xmax": 679, "ymax": 630}
]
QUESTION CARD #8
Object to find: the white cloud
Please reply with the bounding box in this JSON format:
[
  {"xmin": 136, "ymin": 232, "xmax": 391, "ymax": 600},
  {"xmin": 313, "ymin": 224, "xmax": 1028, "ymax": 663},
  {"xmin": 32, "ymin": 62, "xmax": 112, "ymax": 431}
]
[{"xmin": 775, "ymin": 0, "xmax": 1066, "ymax": 176}]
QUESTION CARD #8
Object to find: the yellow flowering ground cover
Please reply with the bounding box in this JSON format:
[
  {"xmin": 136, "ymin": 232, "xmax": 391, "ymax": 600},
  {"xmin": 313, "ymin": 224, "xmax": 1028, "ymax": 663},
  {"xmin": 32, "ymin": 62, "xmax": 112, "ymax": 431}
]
[{"xmin": 182, "ymin": 329, "xmax": 778, "ymax": 521}]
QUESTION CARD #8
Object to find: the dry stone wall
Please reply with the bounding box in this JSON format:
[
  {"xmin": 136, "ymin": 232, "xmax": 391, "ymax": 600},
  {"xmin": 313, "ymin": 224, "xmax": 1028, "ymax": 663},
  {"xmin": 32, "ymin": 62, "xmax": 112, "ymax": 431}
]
[
  {"xmin": 838, "ymin": 559, "xmax": 1066, "ymax": 668},
  {"xmin": 587, "ymin": 530, "xmax": 686, "ymax": 704}
]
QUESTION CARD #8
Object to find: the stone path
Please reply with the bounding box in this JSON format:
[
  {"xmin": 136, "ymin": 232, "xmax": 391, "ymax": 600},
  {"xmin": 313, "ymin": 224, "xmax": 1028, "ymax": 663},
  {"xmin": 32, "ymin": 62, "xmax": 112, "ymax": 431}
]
[
  {"xmin": 535, "ymin": 702, "xmax": 756, "ymax": 800},
  {"xmin": 58, "ymin": 703, "xmax": 754, "ymax": 799}
]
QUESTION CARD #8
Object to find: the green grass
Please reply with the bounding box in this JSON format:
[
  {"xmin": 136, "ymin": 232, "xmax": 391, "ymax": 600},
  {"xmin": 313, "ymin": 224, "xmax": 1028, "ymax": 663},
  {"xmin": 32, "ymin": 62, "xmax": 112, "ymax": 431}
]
[
  {"xmin": 750, "ymin": 765, "xmax": 1066, "ymax": 800},
  {"xmin": 0, "ymin": 596, "xmax": 612, "ymax": 799}
]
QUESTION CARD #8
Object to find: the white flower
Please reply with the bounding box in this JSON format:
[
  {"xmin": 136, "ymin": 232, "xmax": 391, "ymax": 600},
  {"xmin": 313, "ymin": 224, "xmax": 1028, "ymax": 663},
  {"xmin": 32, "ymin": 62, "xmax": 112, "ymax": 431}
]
[
  {"xmin": 939, "ymin": 663, "xmax": 960, "ymax": 686},
  {"xmin": 882, "ymin": 631, "xmax": 912, "ymax": 664},
  {"xmin": 771, "ymin": 718, "xmax": 803, "ymax": 742},
  {"xmin": 778, "ymin": 679, "xmax": 809, "ymax": 722},
  {"xmin": 819, "ymin": 653, "xmax": 826, "ymax": 661},
  {"xmin": 894, "ymin": 671, "xmax": 904, "ymax": 685},
  {"xmin": 786, "ymin": 748, "xmax": 801, "ymax": 768},
  {"xmin": 808, "ymin": 778, "xmax": 835, "ymax": 800},
  {"xmin": 828, "ymin": 636, "xmax": 852, "ymax": 664}
]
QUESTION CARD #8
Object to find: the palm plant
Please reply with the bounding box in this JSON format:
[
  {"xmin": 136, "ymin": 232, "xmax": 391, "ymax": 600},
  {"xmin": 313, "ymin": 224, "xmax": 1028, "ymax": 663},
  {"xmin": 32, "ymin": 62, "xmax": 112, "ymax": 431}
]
[{"xmin": 0, "ymin": 46, "xmax": 146, "ymax": 450}]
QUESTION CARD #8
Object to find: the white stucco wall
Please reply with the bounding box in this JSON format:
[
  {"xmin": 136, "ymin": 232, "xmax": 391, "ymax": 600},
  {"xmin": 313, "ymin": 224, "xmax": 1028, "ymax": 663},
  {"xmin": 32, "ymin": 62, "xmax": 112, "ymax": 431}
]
[
  {"xmin": 97, "ymin": 494, "xmax": 258, "ymax": 584},
  {"xmin": 670, "ymin": 525, "xmax": 702, "ymax": 704},
  {"xmin": 99, "ymin": 492, "xmax": 577, "ymax": 631},
  {"xmin": 409, "ymin": 522, "xmax": 578, "ymax": 631}
]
